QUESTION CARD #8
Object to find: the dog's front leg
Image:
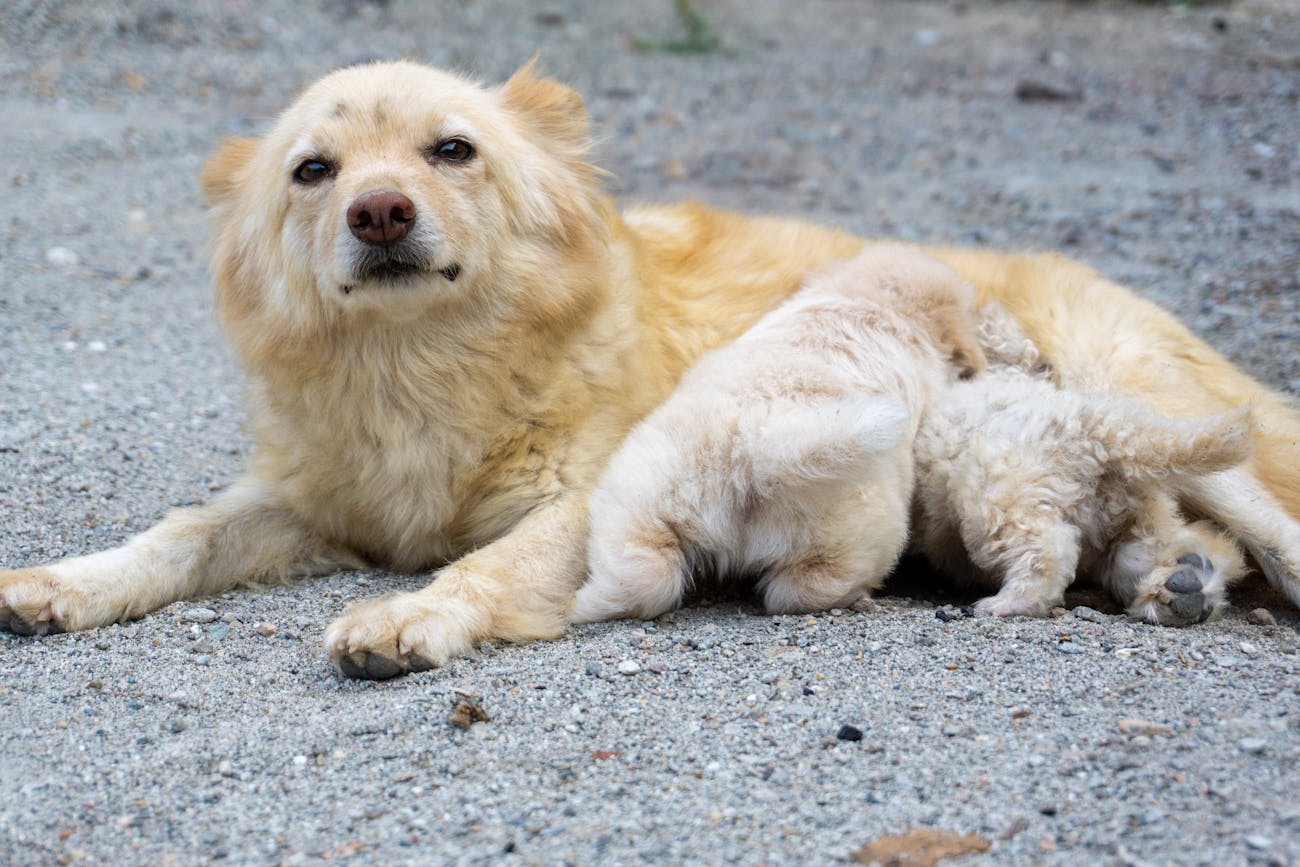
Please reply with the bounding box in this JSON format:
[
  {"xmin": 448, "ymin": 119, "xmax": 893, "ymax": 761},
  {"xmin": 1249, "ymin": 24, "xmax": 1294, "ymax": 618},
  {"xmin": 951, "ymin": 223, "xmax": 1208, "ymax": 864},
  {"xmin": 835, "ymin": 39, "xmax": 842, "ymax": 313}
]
[
  {"xmin": 325, "ymin": 493, "xmax": 588, "ymax": 680},
  {"xmin": 0, "ymin": 478, "xmax": 356, "ymax": 635}
]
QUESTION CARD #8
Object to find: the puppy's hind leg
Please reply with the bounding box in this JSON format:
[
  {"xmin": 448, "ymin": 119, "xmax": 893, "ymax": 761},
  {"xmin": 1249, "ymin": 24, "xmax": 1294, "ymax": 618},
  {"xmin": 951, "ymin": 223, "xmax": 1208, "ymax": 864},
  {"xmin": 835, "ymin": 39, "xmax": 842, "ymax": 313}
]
[
  {"xmin": 970, "ymin": 519, "xmax": 1081, "ymax": 618},
  {"xmin": 759, "ymin": 551, "xmax": 868, "ymax": 615},
  {"xmin": 570, "ymin": 517, "xmax": 691, "ymax": 624}
]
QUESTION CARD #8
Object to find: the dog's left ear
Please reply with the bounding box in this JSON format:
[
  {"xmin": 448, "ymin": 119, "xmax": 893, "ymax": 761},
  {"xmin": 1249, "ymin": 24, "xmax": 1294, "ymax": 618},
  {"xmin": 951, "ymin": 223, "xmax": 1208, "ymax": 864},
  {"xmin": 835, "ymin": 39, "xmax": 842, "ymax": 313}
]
[
  {"xmin": 200, "ymin": 137, "xmax": 260, "ymax": 205},
  {"xmin": 498, "ymin": 58, "xmax": 591, "ymax": 154}
]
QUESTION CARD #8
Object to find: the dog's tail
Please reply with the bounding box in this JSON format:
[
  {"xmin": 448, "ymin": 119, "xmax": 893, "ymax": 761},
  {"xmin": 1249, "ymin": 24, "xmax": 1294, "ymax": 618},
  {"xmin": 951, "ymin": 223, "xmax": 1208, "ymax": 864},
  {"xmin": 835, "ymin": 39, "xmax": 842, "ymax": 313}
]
[
  {"xmin": 1096, "ymin": 403, "xmax": 1255, "ymax": 483},
  {"xmin": 742, "ymin": 396, "xmax": 911, "ymax": 494}
]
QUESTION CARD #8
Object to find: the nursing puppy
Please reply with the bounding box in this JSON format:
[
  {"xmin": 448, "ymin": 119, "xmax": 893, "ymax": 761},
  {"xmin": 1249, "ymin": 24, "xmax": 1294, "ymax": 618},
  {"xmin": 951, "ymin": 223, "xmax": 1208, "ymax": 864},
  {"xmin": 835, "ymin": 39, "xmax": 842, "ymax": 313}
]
[
  {"xmin": 571, "ymin": 248, "xmax": 983, "ymax": 623},
  {"xmin": 912, "ymin": 306, "xmax": 1253, "ymax": 623},
  {"xmin": 3, "ymin": 60, "xmax": 1299, "ymax": 679}
]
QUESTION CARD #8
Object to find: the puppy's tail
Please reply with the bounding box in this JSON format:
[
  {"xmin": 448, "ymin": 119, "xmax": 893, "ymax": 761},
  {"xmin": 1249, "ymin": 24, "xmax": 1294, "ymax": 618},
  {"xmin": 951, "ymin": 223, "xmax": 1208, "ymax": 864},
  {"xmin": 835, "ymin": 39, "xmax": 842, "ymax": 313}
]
[
  {"xmin": 743, "ymin": 396, "xmax": 911, "ymax": 493},
  {"xmin": 1097, "ymin": 403, "xmax": 1255, "ymax": 483}
]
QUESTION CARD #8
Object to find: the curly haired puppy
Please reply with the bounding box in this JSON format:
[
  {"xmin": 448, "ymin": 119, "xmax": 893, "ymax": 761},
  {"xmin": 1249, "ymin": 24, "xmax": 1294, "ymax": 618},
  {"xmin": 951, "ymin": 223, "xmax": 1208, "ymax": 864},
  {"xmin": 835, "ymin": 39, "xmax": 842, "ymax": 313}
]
[
  {"xmin": 570, "ymin": 247, "xmax": 983, "ymax": 623},
  {"xmin": 911, "ymin": 305, "xmax": 1253, "ymax": 624}
]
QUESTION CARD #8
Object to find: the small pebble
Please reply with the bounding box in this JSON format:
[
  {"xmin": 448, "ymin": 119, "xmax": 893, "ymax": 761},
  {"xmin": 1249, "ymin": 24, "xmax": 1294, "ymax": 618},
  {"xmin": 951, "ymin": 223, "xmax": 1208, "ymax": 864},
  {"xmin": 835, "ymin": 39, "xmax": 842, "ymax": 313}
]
[
  {"xmin": 1245, "ymin": 834, "xmax": 1272, "ymax": 851},
  {"xmin": 1119, "ymin": 718, "xmax": 1173, "ymax": 737},
  {"xmin": 193, "ymin": 654, "xmax": 211, "ymax": 666},
  {"xmin": 45, "ymin": 246, "xmax": 80, "ymax": 267},
  {"xmin": 836, "ymin": 724, "xmax": 864, "ymax": 742},
  {"xmin": 253, "ymin": 622, "xmax": 278, "ymax": 637},
  {"xmin": 585, "ymin": 661, "xmax": 605, "ymax": 678},
  {"xmin": 182, "ymin": 608, "xmax": 218, "ymax": 624},
  {"xmin": 616, "ymin": 660, "xmax": 641, "ymax": 675},
  {"xmin": 1057, "ymin": 643, "xmax": 1086, "ymax": 655},
  {"xmin": 1238, "ymin": 737, "xmax": 1267, "ymax": 755},
  {"xmin": 1247, "ymin": 608, "xmax": 1276, "ymax": 627},
  {"xmin": 1015, "ymin": 78, "xmax": 1082, "ymax": 102},
  {"xmin": 1071, "ymin": 606, "xmax": 1108, "ymax": 623}
]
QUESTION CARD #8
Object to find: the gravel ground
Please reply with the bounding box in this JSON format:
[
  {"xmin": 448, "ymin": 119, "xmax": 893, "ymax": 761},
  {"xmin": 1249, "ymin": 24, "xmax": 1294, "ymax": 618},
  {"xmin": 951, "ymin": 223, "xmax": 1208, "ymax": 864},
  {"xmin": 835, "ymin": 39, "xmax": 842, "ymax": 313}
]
[{"xmin": 2, "ymin": 1, "xmax": 1299, "ymax": 864}]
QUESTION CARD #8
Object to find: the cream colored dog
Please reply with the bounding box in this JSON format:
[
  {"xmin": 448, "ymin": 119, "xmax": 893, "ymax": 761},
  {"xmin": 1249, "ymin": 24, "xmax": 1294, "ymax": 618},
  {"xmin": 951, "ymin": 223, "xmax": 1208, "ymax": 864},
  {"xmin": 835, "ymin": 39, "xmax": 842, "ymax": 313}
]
[
  {"xmin": 571, "ymin": 247, "xmax": 983, "ymax": 623},
  {"xmin": 912, "ymin": 307, "xmax": 1253, "ymax": 623},
  {"xmin": 2, "ymin": 61, "xmax": 1299, "ymax": 678}
]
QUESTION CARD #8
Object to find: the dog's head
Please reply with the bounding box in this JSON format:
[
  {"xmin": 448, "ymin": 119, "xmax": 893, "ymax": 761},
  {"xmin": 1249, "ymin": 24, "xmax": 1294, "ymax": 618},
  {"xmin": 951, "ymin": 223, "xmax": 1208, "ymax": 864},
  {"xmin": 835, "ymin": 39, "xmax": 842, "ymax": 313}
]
[{"xmin": 201, "ymin": 60, "xmax": 607, "ymax": 354}]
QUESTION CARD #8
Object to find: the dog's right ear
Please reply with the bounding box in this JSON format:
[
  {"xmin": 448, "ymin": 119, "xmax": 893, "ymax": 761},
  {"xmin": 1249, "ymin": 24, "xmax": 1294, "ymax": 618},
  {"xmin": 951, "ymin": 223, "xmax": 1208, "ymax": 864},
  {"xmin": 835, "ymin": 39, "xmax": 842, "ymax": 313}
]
[{"xmin": 200, "ymin": 137, "xmax": 260, "ymax": 205}]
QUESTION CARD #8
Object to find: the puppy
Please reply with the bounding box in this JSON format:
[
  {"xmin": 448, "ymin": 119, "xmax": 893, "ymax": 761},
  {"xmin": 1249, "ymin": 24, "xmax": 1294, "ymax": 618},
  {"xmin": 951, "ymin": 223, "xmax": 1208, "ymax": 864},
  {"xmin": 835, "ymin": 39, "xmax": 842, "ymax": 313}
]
[
  {"xmin": 911, "ymin": 305, "xmax": 1253, "ymax": 624},
  {"xmin": 3, "ymin": 60, "xmax": 1298, "ymax": 679},
  {"xmin": 571, "ymin": 247, "xmax": 983, "ymax": 623}
]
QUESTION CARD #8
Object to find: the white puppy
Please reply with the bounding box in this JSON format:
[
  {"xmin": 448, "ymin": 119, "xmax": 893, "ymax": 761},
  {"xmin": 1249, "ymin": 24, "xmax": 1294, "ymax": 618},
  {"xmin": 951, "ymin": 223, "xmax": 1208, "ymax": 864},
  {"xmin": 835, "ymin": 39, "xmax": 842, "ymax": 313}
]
[
  {"xmin": 911, "ymin": 305, "xmax": 1253, "ymax": 624},
  {"xmin": 570, "ymin": 246, "xmax": 984, "ymax": 623}
]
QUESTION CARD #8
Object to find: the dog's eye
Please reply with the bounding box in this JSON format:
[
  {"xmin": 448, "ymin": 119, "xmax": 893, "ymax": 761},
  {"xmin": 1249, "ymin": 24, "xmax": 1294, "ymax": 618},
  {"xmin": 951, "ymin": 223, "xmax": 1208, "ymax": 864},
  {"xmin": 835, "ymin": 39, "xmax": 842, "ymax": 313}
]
[
  {"xmin": 293, "ymin": 159, "xmax": 333, "ymax": 184},
  {"xmin": 430, "ymin": 139, "xmax": 475, "ymax": 163}
]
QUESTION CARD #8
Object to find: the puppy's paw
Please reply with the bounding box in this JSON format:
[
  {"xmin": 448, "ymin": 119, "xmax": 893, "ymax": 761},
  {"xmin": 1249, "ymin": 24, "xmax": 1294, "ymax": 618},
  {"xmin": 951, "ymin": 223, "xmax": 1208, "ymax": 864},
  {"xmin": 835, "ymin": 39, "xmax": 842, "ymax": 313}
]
[
  {"xmin": 973, "ymin": 592, "xmax": 1056, "ymax": 619},
  {"xmin": 325, "ymin": 591, "xmax": 484, "ymax": 680},
  {"xmin": 1127, "ymin": 550, "xmax": 1226, "ymax": 626},
  {"xmin": 0, "ymin": 567, "xmax": 91, "ymax": 636}
]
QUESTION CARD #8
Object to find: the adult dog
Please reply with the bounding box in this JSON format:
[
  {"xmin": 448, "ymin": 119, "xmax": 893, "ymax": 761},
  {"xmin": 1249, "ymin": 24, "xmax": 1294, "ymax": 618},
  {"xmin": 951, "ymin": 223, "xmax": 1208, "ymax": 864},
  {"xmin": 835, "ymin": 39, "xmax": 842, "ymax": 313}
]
[{"xmin": 2, "ymin": 61, "xmax": 1298, "ymax": 679}]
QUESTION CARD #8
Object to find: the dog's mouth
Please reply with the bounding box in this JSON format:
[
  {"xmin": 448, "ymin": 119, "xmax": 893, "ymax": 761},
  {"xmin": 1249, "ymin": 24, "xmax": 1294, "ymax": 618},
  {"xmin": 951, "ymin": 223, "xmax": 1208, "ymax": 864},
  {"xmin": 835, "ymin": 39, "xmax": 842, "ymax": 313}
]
[{"xmin": 342, "ymin": 256, "xmax": 460, "ymax": 295}]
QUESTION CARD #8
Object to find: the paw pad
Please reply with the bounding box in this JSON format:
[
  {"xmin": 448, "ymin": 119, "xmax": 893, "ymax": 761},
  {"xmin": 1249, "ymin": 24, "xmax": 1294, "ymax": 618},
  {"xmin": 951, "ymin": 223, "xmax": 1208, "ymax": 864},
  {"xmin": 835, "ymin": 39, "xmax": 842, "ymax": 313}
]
[
  {"xmin": 1162, "ymin": 557, "xmax": 1216, "ymax": 625},
  {"xmin": 6, "ymin": 615, "xmax": 61, "ymax": 637},
  {"xmin": 1165, "ymin": 569, "xmax": 1203, "ymax": 595}
]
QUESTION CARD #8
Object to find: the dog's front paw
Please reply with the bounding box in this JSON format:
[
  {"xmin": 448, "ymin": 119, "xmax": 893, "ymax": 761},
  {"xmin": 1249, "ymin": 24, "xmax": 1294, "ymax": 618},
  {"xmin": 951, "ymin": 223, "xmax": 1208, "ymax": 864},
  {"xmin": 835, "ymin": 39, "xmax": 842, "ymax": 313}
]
[
  {"xmin": 324, "ymin": 590, "xmax": 486, "ymax": 680},
  {"xmin": 0, "ymin": 567, "xmax": 90, "ymax": 636},
  {"xmin": 1128, "ymin": 551, "xmax": 1226, "ymax": 626}
]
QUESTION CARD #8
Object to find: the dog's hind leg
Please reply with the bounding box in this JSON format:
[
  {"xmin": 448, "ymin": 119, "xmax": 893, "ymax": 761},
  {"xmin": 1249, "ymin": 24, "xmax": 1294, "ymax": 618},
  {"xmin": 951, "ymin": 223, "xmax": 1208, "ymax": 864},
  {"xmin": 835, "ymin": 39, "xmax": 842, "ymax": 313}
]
[
  {"xmin": 0, "ymin": 477, "xmax": 358, "ymax": 636},
  {"xmin": 1179, "ymin": 467, "xmax": 1300, "ymax": 608},
  {"xmin": 1097, "ymin": 493, "xmax": 1244, "ymax": 625}
]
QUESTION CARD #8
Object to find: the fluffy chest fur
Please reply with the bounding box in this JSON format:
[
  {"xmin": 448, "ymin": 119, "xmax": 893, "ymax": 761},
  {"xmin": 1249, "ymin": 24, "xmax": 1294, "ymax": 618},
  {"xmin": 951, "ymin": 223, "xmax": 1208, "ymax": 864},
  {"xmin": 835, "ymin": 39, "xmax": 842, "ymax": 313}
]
[{"xmin": 247, "ymin": 320, "xmax": 612, "ymax": 571}]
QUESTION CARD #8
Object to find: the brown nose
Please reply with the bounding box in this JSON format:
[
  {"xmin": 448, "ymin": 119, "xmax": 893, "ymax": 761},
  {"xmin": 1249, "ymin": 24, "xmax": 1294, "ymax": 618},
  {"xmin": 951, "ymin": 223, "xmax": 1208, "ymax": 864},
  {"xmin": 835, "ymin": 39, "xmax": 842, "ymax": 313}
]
[{"xmin": 347, "ymin": 191, "xmax": 416, "ymax": 246}]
